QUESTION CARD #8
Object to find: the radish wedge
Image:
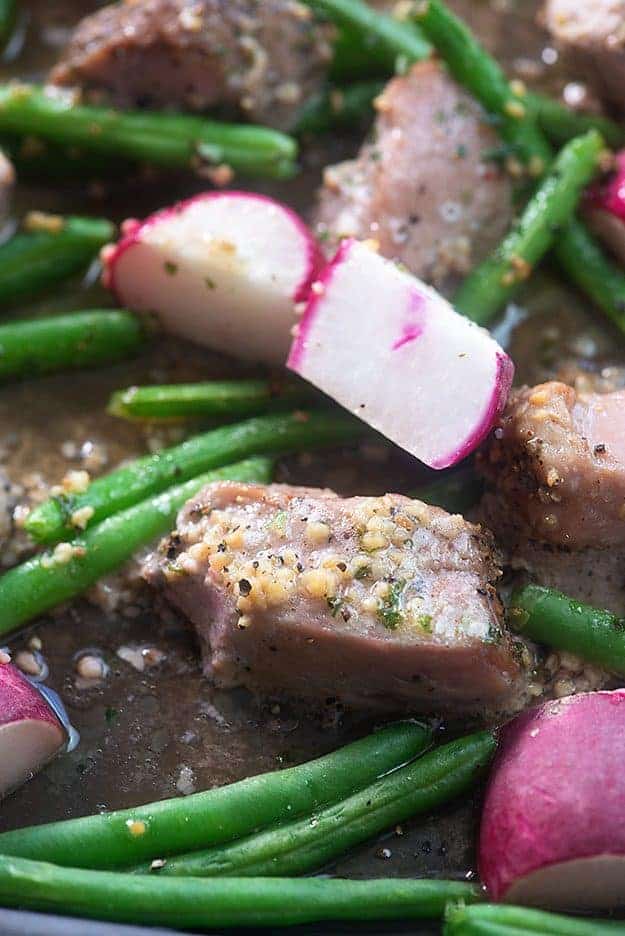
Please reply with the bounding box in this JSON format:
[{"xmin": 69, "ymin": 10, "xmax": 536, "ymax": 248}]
[
  {"xmin": 288, "ymin": 239, "xmax": 513, "ymax": 470},
  {"xmin": 103, "ymin": 191, "xmax": 324, "ymax": 366},
  {"xmin": 0, "ymin": 658, "xmax": 70, "ymax": 798},
  {"xmin": 480, "ymin": 690, "xmax": 625, "ymax": 911}
]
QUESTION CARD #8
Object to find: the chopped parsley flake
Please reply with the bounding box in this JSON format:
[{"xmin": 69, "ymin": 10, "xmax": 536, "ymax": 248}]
[{"xmin": 378, "ymin": 580, "xmax": 405, "ymax": 630}]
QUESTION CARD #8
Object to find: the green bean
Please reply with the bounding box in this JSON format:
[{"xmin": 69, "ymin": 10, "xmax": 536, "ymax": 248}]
[
  {"xmin": 132, "ymin": 730, "xmax": 496, "ymax": 877},
  {"xmin": 554, "ymin": 218, "xmax": 625, "ymax": 337},
  {"xmin": 0, "ymin": 132, "xmax": 129, "ymax": 179},
  {"xmin": 414, "ymin": 465, "xmax": 483, "ymax": 515},
  {"xmin": 0, "ymin": 311, "xmax": 143, "ymax": 381},
  {"xmin": 295, "ymin": 81, "xmax": 384, "ymax": 135},
  {"xmin": 509, "ymin": 584, "xmax": 625, "ymax": 674},
  {"xmin": 108, "ymin": 379, "xmax": 315, "ymax": 423},
  {"xmin": 304, "ymin": 0, "xmax": 430, "ymax": 73},
  {"xmin": 0, "ymin": 0, "xmax": 16, "ymax": 51},
  {"xmin": 454, "ymin": 131, "xmax": 604, "ymax": 325},
  {"xmin": 444, "ymin": 902, "xmax": 625, "ymax": 935},
  {"xmin": 0, "ymin": 214, "xmax": 114, "ymax": 307},
  {"xmin": 0, "ymin": 85, "xmax": 297, "ymax": 180},
  {"xmin": 412, "ymin": 0, "xmax": 552, "ymax": 169},
  {"xmin": 0, "ymin": 859, "xmax": 478, "ymax": 929},
  {"xmin": 0, "ymin": 458, "xmax": 272, "ymax": 636},
  {"xmin": 25, "ymin": 410, "xmax": 364, "ymax": 545},
  {"xmin": 530, "ymin": 92, "xmax": 625, "ymax": 150},
  {"xmin": 0, "ymin": 721, "xmax": 431, "ymax": 868}
]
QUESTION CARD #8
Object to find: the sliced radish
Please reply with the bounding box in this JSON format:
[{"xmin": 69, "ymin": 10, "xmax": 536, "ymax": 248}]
[
  {"xmin": 585, "ymin": 150, "xmax": 625, "ymax": 266},
  {"xmin": 0, "ymin": 657, "xmax": 70, "ymax": 798},
  {"xmin": 103, "ymin": 191, "xmax": 324, "ymax": 366},
  {"xmin": 480, "ymin": 690, "xmax": 625, "ymax": 911},
  {"xmin": 288, "ymin": 239, "xmax": 513, "ymax": 470}
]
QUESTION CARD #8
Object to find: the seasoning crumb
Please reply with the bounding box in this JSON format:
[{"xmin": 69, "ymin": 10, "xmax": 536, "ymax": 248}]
[{"xmin": 126, "ymin": 819, "xmax": 147, "ymax": 837}]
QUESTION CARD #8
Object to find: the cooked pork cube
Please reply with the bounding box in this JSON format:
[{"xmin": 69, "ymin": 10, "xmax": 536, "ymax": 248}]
[
  {"xmin": 543, "ymin": 0, "xmax": 625, "ymax": 114},
  {"xmin": 314, "ymin": 61, "xmax": 513, "ymax": 288},
  {"xmin": 143, "ymin": 482, "xmax": 526, "ymax": 715},
  {"xmin": 478, "ymin": 381, "xmax": 625, "ymax": 550},
  {"xmin": 50, "ymin": 0, "xmax": 333, "ymax": 131}
]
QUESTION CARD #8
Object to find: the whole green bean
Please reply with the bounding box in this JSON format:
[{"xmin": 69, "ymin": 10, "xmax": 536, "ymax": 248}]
[
  {"xmin": 531, "ymin": 92, "xmax": 625, "ymax": 150},
  {"xmin": 108, "ymin": 379, "xmax": 315, "ymax": 423},
  {"xmin": 0, "ymin": 311, "xmax": 143, "ymax": 381},
  {"xmin": 0, "ymin": 859, "xmax": 478, "ymax": 929},
  {"xmin": 554, "ymin": 218, "xmax": 625, "ymax": 337},
  {"xmin": 25, "ymin": 410, "xmax": 364, "ymax": 545},
  {"xmin": 509, "ymin": 584, "xmax": 625, "ymax": 674},
  {"xmin": 133, "ymin": 730, "xmax": 496, "ymax": 877},
  {"xmin": 0, "ymin": 0, "xmax": 16, "ymax": 51},
  {"xmin": 0, "ymin": 214, "xmax": 115, "ymax": 307},
  {"xmin": 0, "ymin": 458, "xmax": 271, "ymax": 635},
  {"xmin": 413, "ymin": 465, "xmax": 483, "ymax": 515},
  {"xmin": 295, "ymin": 80, "xmax": 384, "ymax": 135},
  {"xmin": 304, "ymin": 0, "xmax": 430, "ymax": 72},
  {"xmin": 412, "ymin": 0, "xmax": 552, "ymax": 170},
  {"xmin": 444, "ymin": 903, "xmax": 625, "ymax": 935},
  {"xmin": 0, "ymin": 84, "xmax": 297, "ymax": 180},
  {"xmin": 454, "ymin": 131, "xmax": 604, "ymax": 325},
  {"xmin": 0, "ymin": 721, "xmax": 431, "ymax": 868}
]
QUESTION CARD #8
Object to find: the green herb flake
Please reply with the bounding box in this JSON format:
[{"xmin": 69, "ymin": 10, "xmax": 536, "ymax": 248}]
[
  {"xmin": 327, "ymin": 596, "xmax": 343, "ymax": 617},
  {"xmin": 416, "ymin": 614, "xmax": 433, "ymax": 633},
  {"xmin": 354, "ymin": 564, "xmax": 371, "ymax": 580},
  {"xmin": 205, "ymin": 276, "xmax": 216, "ymax": 290},
  {"xmin": 377, "ymin": 580, "xmax": 405, "ymax": 630},
  {"xmin": 164, "ymin": 261, "xmax": 178, "ymax": 276}
]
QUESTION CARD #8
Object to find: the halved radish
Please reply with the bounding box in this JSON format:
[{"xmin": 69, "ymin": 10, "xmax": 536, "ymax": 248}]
[
  {"xmin": 585, "ymin": 150, "xmax": 625, "ymax": 266},
  {"xmin": 102, "ymin": 191, "xmax": 324, "ymax": 366},
  {"xmin": 480, "ymin": 690, "xmax": 625, "ymax": 911},
  {"xmin": 0, "ymin": 657, "xmax": 70, "ymax": 798},
  {"xmin": 288, "ymin": 239, "xmax": 513, "ymax": 470}
]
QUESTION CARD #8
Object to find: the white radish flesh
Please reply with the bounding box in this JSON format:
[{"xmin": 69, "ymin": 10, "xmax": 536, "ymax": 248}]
[
  {"xmin": 480, "ymin": 690, "xmax": 625, "ymax": 911},
  {"xmin": 288, "ymin": 239, "xmax": 513, "ymax": 469},
  {"xmin": 103, "ymin": 191, "xmax": 323, "ymax": 366},
  {"xmin": 0, "ymin": 659, "xmax": 68, "ymax": 798}
]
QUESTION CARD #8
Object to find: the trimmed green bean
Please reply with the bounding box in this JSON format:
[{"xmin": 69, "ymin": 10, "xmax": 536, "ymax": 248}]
[
  {"xmin": 133, "ymin": 730, "xmax": 496, "ymax": 877},
  {"xmin": 531, "ymin": 92, "xmax": 625, "ymax": 150},
  {"xmin": 0, "ymin": 311, "xmax": 143, "ymax": 381},
  {"xmin": 295, "ymin": 81, "xmax": 384, "ymax": 135},
  {"xmin": 509, "ymin": 584, "xmax": 625, "ymax": 674},
  {"xmin": 554, "ymin": 218, "xmax": 625, "ymax": 337},
  {"xmin": 414, "ymin": 465, "xmax": 483, "ymax": 515},
  {"xmin": 412, "ymin": 0, "xmax": 552, "ymax": 169},
  {"xmin": 454, "ymin": 131, "xmax": 604, "ymax": 325},
  {"xmin": 0, "ymin": 458, "xmax": 272, "ymax": 635},
  {"xmin": 0, "ymin": 859, "xmax": 478, "ymax": 928},
  {"xmin": 304, "ymin": 0, "xmax": 430, "ymax": 72},
  {"xmin": 0, "ymin": 85, "xmax": 297, "ymax": 180},
  {"xmin": 0, "ymin": 721, "xmax": 431, "ymax": 868},
  {"xmin": 444, "ymin": 903, "xmax": 625, "ymax": 935},
  {"xmin": 25, "ymin": 410, "xmax": 364, "ymax": 545},
  {"xmin": 108, "ymin": 379, "xmax": 315, "ymax": 423},
  {"xmin": 0, "ymin": 214, "xmax": 115, "ymax": 306}
]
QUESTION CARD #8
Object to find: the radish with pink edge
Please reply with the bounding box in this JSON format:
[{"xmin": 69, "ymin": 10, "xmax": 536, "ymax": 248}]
[
  {"xmin": 0, "ymin": 654, "xmax": 75, "ymax": 799},
  {"xmin": 102, "ymin": 191, "xmax": 324, "ymax": 366},
  {"xmin": 585, "ymin": 150, "xmax": 625, "ymax": 266},
  {"xmin": 288, "ymin": 239, "xmax": 513, "ymax": 470},
  {"xmin": 480, "ymin": 689, "xmax": 625, "ymax": 911}
]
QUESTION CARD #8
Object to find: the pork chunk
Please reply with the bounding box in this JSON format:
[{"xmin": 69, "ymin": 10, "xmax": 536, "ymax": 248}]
[
  {"xmin": 543, "ymin": 0, "xmax": 625, "ymax": 113},
  {"xmin": 143, "ymin": 482, "xmax": 526, "ymax": 715},
  {"xmin": 478, "ymin": 381, "xmax": 625, "ymax": 550},
  {"xmin": 50, "ymin": 0, "xmax": 334, "ymax": 131},
  {"xmin": 314, "ymin": 61, "xmax": 513, "ymax": 289}
]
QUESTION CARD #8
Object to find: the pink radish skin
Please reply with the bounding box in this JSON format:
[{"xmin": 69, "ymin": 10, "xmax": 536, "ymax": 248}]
[
  {"xmin": 480, "ymin": 690, "xmax": 625, "ymax": 911},
  {"xmin": 0, "ymin": 659, "xmax": 68, "ymax": 798},
  {"xmin": 103, "ymin": 191, "xmax": 324, "ymax": 366},
  {"xmin": 288, "ymin": 239, "xmax": 513, "ymax": 470},
  {"xmin": 585, "ymin": 150, "xmax": 625, "ymax": 266}
]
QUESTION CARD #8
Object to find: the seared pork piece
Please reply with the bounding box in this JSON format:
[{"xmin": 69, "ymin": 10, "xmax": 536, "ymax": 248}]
[
  {"xmin": 50, "ymin": 0, "xmax": 333, "ymax": 131},
  {"xmin": 314, "ymin": 61, "xmax": 513, "ymax": 289},
  {"xmin": 143, "ymin": 482, "xmax": 527, "ymax": 715},
  {"xmin": 543, "ymin": 0, "xmax": 625, "ymax": 113},
  {"xmin": 479, "ymin": 381, "xmax": 625, "ymax": 550}
]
